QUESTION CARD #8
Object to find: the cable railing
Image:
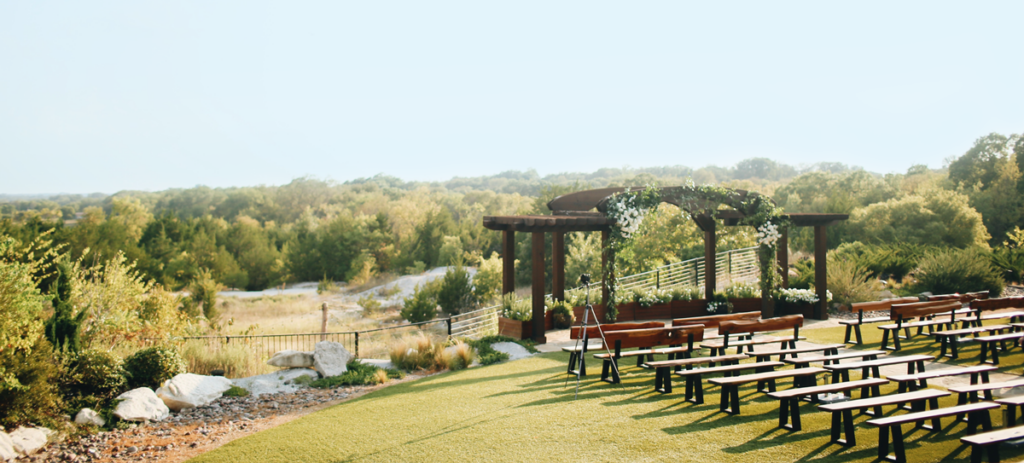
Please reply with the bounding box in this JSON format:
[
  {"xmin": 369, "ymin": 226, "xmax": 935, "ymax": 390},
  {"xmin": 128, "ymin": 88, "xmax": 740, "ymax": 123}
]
[{"xmin": 617, "ymin": 246, "xmax": 760, "ymax": 292}]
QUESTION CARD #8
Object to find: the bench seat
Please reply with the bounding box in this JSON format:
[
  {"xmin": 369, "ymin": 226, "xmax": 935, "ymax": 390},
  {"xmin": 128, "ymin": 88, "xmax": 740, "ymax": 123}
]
[
  {"xmin": 961, "ymin": 426, "xmax": 1024, "ymax": 463},
  {"xmin": 700, "ymin": 335, "xmax": 807, "ymax": 353},
  {"xmin": 950, "ymin": 379, "xmax": 1024, "ymax": 404},
  {"xmin": 784, "ymin": 350, "xmax": 885, "ymax": 368},
  {"xmin": 868, "ymin": 403, "xmax": 997, "ymax": 463},
  {"xmin": 823, "ymin": 354, "xmax": 933, "ymax": 383},
  {"xmin": 709, "ymin": 367, "xmax": 827, "ymax": 414},
  {"xmin": 972, "ymin": 332, "xmax": 1024, "ymax": 365},
  {"xmin": 839, "ymin": 316, "xmax": 890, "ymax": 326},
  {"xmin": 749, "ymin": 344, "xmax": 844, "ymax": 362},
  {"xmin": 819, "ymin": 389, "xmax": 949, "ymax": 446},
  {"xmin": 670, "ymin": 360, "xmax": 783, "ymax": 404},
  {"xmin": 768, "ymin": 378, "xmax": 889, "ymax": 431},
  {"xmin": 996, "ymin": 395, "xmax": 1024, "ymax": 429},
  {"xmin": 887, "ymin": 364, "xmax": 996, "ymax": 393},
  {"xmin": 643, "ymin": 354, "xmax": 749, "ymax": 395},
  {"xmin": 932, "ymin": 325, "xmax": 1010, "ymax": 359}
]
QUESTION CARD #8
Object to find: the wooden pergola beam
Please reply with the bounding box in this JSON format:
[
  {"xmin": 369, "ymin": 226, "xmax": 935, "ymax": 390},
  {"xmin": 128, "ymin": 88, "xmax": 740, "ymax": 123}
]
[
  {"xmin": 552, "ymin": 232, "xmax": 565, "ymax": 301},
  {"xmin": 531, "ymin": 232, "xmax": 546, "ymax": 343}
]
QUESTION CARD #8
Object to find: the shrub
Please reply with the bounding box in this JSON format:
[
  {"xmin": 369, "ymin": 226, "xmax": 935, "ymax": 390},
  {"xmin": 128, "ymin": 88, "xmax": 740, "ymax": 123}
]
[
  {"xmin": 723, "ymin": 282, "xmax": 760, "ymax": 299},
  {"xmin": 789, "ymin": 259, "xmax": 815, "ymax": 290},
  {"xmin": 471, "ymin": 252, "xmax": 502, "ymax": 305},
  {"xmin": 357, "ymin": 294, "xmax": 382, "ymax": 312},
  {"xmin": 0, "ymin": 338, "xmax": 63, "ymax": 428},
  {"xmin": 309, "ymin": 360, "xmax": 403, "ymax": 388},
  {"xmin": 669, "ymin": 286, "xmax": 702, "ymax": 301},
  {"xmin": 565, "ymin": 286, "xmax": 601, "ymax": 307},
  {"xmin": 389, "ymin": 335, "xmax": 448, "ymax": 371},
  {"xmin": 60, "ymin": 349, "xmax": 127, "ymax": 411},
  {"xmin": 449, "ymin": 341, "xmax": 475, "ymax": 371},
  {"xmin": 371, "ymin": 369, "xmax": 390, "ymax": 385},
  {"xmin": 400, "ymin": 282, "xmax": 438, "ymax": 324},
  {"xmin": 222, "ymin": 385, "xmax": 250, "ymax": 397},
  {"xmin": 826, "ymin": 258, "xmax": 880, "ymax": 305},
  {"xmin": 549, "ymin": 301, "xmax": 574, "ymax": 329},
  {"xmin": 436, "ymin": 256, "xmax": 475, "ymax": 316},
  {"xmin": 913, "ymin": 248, "xmax": 1005, "ymax": 296},
  {"xmin": 44, "ymin": 258, "xmax": 87, "ymax": 354},
  {"xmin": 180, "ymin": 339, "xmax": 269, "ymax": 379},
  {"xmin": 990, "ymin": 247, "xmax": 1024, "ymax": 284},
  {"xmin": 501, "ymin": 293, "xmax": 532, "ymax": 321},
  {"xmin": 188, "ymin": 269, "xmax": 221, "ymax": 321},
  {"xmin": 123, "ymin": 346, "xmax": 186, "ymax": 390}
]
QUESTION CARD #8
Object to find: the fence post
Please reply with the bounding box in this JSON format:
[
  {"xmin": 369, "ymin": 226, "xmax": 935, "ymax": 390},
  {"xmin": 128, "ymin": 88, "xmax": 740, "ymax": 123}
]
[
  {"xmin": 447, "ymin": 317, "xmax": 453, "ymax": 338},
  {"xmin": 656, "ymin": 270, "xmax": 660, "ymax": 289},
  {"xmin": 321, "ymin": 302, "xmax": 328, "ymax": 341},
  {"xmin": 354, "ymin": 332, "xmax": 359, "ymax": 358}
]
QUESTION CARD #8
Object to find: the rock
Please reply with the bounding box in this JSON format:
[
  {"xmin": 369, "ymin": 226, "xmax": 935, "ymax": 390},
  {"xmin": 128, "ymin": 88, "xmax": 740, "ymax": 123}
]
[
  {"xmin": 74, "ymin": 408, "xmax": 106, "ymax": 427},
  {"xmin": 156, "ymin": 373, "xmax": 233, "ymax": 411},
  {"xmin": 231, "ymin": 368, "xmax": 319, "ymax": 397},
  {"xmin": 0, "ymin": 430, "xmax": 16, "ymax": 461},
  {"xmin": 9, "ymin": 426, "xmax": 49, "ymax": 456},
  {"xmin": 266, "ymin": 350, "xmax": 314, "ymax": 368},
  {"xmin": 490, "ymin": 342, "xmax": 533, "ymax": 361},
  {"xmin": 113, "ymin": 388, "xmax": 170, "ymax": 422},
  {"xmin": 313, "ymin": 341, "xmax": 352, "ymax": 377}
]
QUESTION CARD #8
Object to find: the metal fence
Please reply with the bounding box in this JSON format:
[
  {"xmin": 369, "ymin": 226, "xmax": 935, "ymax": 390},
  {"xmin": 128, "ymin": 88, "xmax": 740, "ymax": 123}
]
[{"xmin": 617, "ymin": 246, "xmax": 760, "ymax": 293}]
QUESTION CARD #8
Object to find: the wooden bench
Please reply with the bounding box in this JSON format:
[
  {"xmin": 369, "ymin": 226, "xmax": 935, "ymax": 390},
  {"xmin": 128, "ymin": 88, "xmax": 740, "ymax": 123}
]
[
  {"xmin": 974, "ymin": 331, "xmax": 1024, "ymax": 365},
  {"xmin": 841, "ymin": 297, "xmax": 919, "ymax": 345},
  {"xmin": 783, "ymin": 350, "xmax": 886, "ymax": 368},
  {"xmin": 644, "ymin": 353, "xmax": 748, "ymax": 396},
  {"xmin": 701, "ymin": 315, "xmax": 804, "ymax": 356},
  {"xmin": 879, "ymin": 300, "xmax": 963, "ymax": 351},
  {"xmin": 769, "ymin": 378, "xmax": 889, "ymax": 431},
  {"xmin": 823, "ymin": 354, "xmax": 934, "ymax": 384},
  {"xmin": 950, "ymin": 379, "xmax": 1024, "ymax": 405},
  {"xmin": 970, "ymin": 296, "xmax": 1024, "ymax": 325},
  {"xmin": 933, "ymin": 325, "xmax": 1012, "ymax": 359},
  {"xmin": 749, "ymin": 344, "xmax": 845, "ymax": 363},
  {"xmin": 671, "ymin": 312, "xmax": 760, "ymax": 329},
  {"xmin": 888, "ymin": 365, "xmax": 996, "ymax": 394},
  {"xmin": 996, "ymin": 396, "xmax": 1024, "ymax": 429},
  {"xmin": 709, "ymin": 367, "xmax": 827, "ymax": 414},
  {"xmin": 565, "ymin": 322, "xmax": 664, "ymax": 376},
  {"xmin": 961, "ymin": 425, "xmax": 1024, "ymax": 463},
  {"xmin": 868, "ymin": 402, "xmax": 997, "ymax": 463},
  {"xmin": 671, "ymin": 358, "xmax": 781, "ymax": 405},
  {"xmin": 819, "ymin": 389, "xmax": 949, "ymax": 446},
  {"xmin": 593, "ymin": 325, "xmax": 705, "ymax": 384}
]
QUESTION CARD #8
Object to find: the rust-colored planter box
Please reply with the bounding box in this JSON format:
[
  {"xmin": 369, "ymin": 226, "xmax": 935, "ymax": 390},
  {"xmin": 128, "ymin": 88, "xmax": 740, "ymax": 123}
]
[
  {"xmin": 573, "ymin": 304, "xmax": 608, "ymax": 323},
  {"xmin": 671, "ymin": 299, "xmax": 708, "ymax": 319},
  {"xmin": 779, "ymin": 302, "xmax": 815, "ymax": 318},
  {"xmin": 729, "ymin": 298, "xmax": 762, "ymax": 314},
  {"xmin": 636, "ymin": 303, "xmax": 671, "ymax": 320},
  {"xmin": 614, "ymin": 302, "xmax": 638, "ymax": 322},
  {"xmin": 498, "ymin": 317, "xmax": 532, "ymax": 340},
  {"xmin": 545, "ymin": 310, "xmax": 554, "ymax": 331}
]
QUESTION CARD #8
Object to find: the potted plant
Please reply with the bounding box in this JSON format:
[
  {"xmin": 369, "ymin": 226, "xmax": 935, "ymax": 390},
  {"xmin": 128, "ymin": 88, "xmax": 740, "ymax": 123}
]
[
  {"xmin": 635, "ymin": 288, "xmax": 672, "ymax": 320},
  {"xmin": 549, "ymin": 300, "xmax": 575, "ymax": 329},
  {"xmin": 567, "ymin": 286, "xmax": 606, "ymax": 322},
  {"xmin": 775, "ymin": 288, "xmax": 831, "ymax": 318},
  {"xmin": 498, "ymin": 293, "xmax": 534, "ymax": 339},
  {"xmin": 706, "ymin": 291, "xmax": 733, "ymax": 315},
  {"xmin": 724, "ymin": 282, "xmax": 762, "ymax": 313},
  {"xmin": 669, "ymin": 286, "xmax": 706, "ymax": 318}
]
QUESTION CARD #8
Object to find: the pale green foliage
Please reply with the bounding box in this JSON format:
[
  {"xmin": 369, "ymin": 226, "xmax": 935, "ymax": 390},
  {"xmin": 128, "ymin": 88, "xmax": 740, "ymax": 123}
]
[
  {"xmin": 472, "ymin": 252, "xmax": 502, "ymax": 305},
  {"xmin": 723, "ymin": 282, "xmax": 761, "ymax": 299},
  {"xmin": 914, "ymin": 248, "xmax": 1005, "ymax": 296},
  {"xmin": 565, "ymin": 232, "xmax": 602, "ymax": 288},
  {"xmin": 1006, "ymin": 227, "xmax": 1024, "ymax": 248},
  {"xmin": 501, "ymin": 293, "xmax": 532, "ymax": 321},
  {"xmin": 436, "ymin": 257, "xmax": 475, "ymax": 315},
  {"xmin": 846, "ymin": 188, "xmax": 990, "ymax": 248},
  {"xmin": 670, "ymin": 286, "xmax": 702, "ymax": 301},
  {"xmin": 400, "ymin": 281, "xmax": 438, "ymax": 323},
  {"xmin": 825, "ymin": 257, "xmax": 880, "ymax": 305},
  {"xmin": 0, "ymin": 236, "xmax": 51, "ymax": 391},
  {"xmin": 188, "ymin": 268, "xmax": 221, "ymax": 320},
  {"xmin": 109, "ymin": 196, "xmax": 153, "ymax": 243},
  {"xmin": 437, "ymin": 235, "xmax": 464, "ymax": 267}
]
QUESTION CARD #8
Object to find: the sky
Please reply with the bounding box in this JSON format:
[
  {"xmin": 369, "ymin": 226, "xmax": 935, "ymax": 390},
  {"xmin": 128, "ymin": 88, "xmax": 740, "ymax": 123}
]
[{"xmin": 2, "ymin": 1, "xmax": 1023, "ymax": 195}]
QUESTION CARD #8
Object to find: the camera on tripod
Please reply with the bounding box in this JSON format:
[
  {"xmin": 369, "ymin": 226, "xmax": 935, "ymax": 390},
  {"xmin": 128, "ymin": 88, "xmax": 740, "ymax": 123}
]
[{"xmin": 579, "ymin": 274, "xmax": 591, "ymax": 285}]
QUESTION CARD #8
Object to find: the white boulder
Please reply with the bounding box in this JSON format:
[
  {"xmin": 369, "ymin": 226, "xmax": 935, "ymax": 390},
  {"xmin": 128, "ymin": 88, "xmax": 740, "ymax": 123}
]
[
  {"xmin": 232, "ymin": 368, "xmax": 319, "ymax": 397},
  {"xmin": 267, "ymin": 350, "xmax": 314, "ymax": 368},
  {"xmin": 313, "ymin": 341, "xmax": 352, "ymax": 378},
  {"xmin": 0, "ymin": 431, "xmax": 16, "ymax": 461},
  {"xmin": 8, "ymin": 426, "xmax": 48, "ymax": 456},
  {"xmin": 491, "ymin": 342, "xmax": 534, "ymax": 361},
  {"xmin": 156, "ymin": 373, "xmax": 233, "ymax": 411},
  {"xmin": 74, "ymin": 408, "xmax": 106, "ymax": 427},
  {"xmin": 113, "ymin": 388, "xmax": 169, "ymax": 422}
]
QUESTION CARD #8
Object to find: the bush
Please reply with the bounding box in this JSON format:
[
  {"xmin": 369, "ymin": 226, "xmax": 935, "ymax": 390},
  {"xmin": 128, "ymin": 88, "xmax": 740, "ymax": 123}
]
[
  {"xmin": 501, "ymin": 293, "xmax": 532, "ymax": 321},
  {"xmin": 723, "ymin": 282, "xmax": 760, "ymax": 299},
  {"xmin": 400, "ymin": 282, "xmax": 439, "ymax": 324},
  {"xmin": 549, "ymin": 301, "xmax": 574, "ymax": 329},
  {"xmin": 990, "ymin": 247, "xmax": 1024, "ymax": 285},
  {"xmin": 825, "ymin": 258, "xmax": 880, "ymax": 305},
  {"xmin": 669, "ymin": 286, "xmax": 702, "ymax": 301},
  {"xmin": 123, "ymin": 346, "xmax": 186, "ymax": 390},
  {"xmin": 309, "ymin": 360, "xmax": 403, "ymax": 388},
  {"xmin": 44, "ymin": 258, "xmax": 87, "ymax": 354},
  {"xmin": 389, "ymin": 335, "xmax": 448, "ymax": 371},
  {"xmin": 60, "ymin": 349, "xmax": 127, "ymax": 411},
  {"xmin": 0, "ymin": 338, "xmax": 63, "ymax": 428},
  {"xmin": 565, "ymin": 286, "xmax": 601, "ymax": 306},
  {"xmin": 436, "ymin": 257, "xmax": 475, "ymax": 316},
  {"xmin": 789, "ymin": 259, "xmax": 815, "ymax": 290},
  {"xmin": 181, "ymin": 340, "xmax": 268, "ymax": 379},
  {"xmin": 188, "ymin": 269, "xmax": 221, "ymax": 321},
  {"xmin": 913, "ymin": 248, "xmax": 1005, "ymax": 296},
  {"xmin": 222, "ymin": 385, "xmax": 250, "ymax": 397},
  {"xmin": 449, "ymin": 341, "xmax": 475, "ymax": 371}
]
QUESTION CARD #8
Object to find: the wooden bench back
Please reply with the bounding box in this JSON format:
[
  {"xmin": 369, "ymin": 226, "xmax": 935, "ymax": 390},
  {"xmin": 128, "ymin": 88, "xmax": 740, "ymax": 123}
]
[
  {"xmin": 849, "ymin": 297, "xmax": 918, "ymax": 313},
  {"xmin": 569, "ymin": 322, "xmax": 664, "ymax": 340},
  {"xmin": 971, "ymin": 296, "xmax": 1024, "ymax": 312},
  {"xmin": 671, "ymin": 312, "xmax": 759, "ymax": 329},
  {"xmin": 719, "ymin": 314, "xmax": 803, "ymax": 337},
  {"xmin": 890, "ymin": 300, "xmax": 961, "ymax": 320},
  {"xmin": 602, "ymin": 325, "xmax": 705, "ymax": 350},
  {"xmin": 927, "ymin": 291, "xmax": 989, "ymax": 304}
]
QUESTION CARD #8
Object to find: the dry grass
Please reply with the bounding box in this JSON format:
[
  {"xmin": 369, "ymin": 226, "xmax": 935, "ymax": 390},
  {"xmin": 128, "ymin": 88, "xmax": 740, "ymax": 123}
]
[{"xmin": 180, "ymin": 339, "xmax": 275, "ymax": 378}]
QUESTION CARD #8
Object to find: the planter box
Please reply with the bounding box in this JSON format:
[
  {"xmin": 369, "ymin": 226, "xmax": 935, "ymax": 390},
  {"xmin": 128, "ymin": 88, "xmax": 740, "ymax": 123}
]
[
  {"xmin": 636, "ymin": 303, "xmax": 671, "ymax": 320},
  {"xmin": 573, "ymin": 304, "xmax": 608, "ymax": 323},
  {"xmin": 545, "ymin": 310, "xmax": 554, "ymax": 331},
  {"xmin": 779, "ymin": 302, "xmax": 815, "ymax": 318},
  {"xmin": 729, "ymin": 298, "xmax": 763, "ymax": 314},
  {"xmin": 613, "ymin": 302, "xmax": 638, "ymax": 322},
  {"xmin": 671, "ymin": 299, "xmax": 708, "ymax": 319},
  {"xmin": 498, "ymin": 317, "xmax": 532, "ymax": 340}
]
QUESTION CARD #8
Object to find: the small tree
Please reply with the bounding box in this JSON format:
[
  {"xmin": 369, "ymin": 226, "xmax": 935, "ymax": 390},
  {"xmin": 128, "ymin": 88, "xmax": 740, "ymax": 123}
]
[
  {"xmin": 401, "ymin": 283, "xmax": 438, "ymax": 324},
  {"xmin": 44, "ymin": 258, "xmax": 88, "ymax": 354},
  {"xmin": 187, "ymin": 269, "xmax": 221, "ymax": 321},
  {"xmin": 436, "ymin": 256, "xmax": 475, "ymax": 316}
]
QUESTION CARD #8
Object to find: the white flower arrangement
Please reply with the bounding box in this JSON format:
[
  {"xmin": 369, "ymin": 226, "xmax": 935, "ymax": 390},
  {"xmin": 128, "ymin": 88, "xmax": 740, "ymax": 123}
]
[
  {"xmin": 756, "ymin": 221, "xmax": 782, "ymax": 247},
  {"xmin": 707, "ymin": 301, "xmax": 726, "ymax": 314},
  {"xmin": 776, "ymin": 288, "xmax": 833, "ymax": 304},
  {"xmin": 608, "ymin": 194, "xmax": 647, "ymax": 239}
]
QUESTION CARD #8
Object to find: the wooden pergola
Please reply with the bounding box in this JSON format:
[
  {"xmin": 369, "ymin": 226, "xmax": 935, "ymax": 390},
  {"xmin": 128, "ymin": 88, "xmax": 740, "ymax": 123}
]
[{"xmin": 482, "ymin": 187, "xmax": 848, "ymax": 343}]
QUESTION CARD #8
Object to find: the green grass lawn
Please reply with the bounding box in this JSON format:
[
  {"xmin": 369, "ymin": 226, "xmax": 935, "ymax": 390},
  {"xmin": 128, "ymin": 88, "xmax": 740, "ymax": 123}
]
[{"xmin": 193, "ymin": 325, "xmax": 1024, "ymax": 463}]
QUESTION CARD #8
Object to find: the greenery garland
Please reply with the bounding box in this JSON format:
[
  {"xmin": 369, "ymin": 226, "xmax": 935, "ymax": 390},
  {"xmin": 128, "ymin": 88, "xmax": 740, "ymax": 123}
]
[{"xmin": 602, "ymin": 183, "xmax": 787, "ymax": 321}]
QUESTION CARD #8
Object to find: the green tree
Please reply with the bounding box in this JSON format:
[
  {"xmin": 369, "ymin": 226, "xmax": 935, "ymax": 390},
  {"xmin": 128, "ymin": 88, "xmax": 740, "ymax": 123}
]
[
  {"xmin": 436, "ymin": 256, "xmax": 475, "ymax": 316},
  {"xmin": 400, "ymin": 282, "xmax": 439, "ymax": 323},
  {"xmin": 43, "ymin": 258, "xmax": 87, "ymax": 353},
  {"xmin": 846, "ymin": 188, "xmax": 990, "ymax": 248},
  {"xmin": 0, "ymin": 236, "xmax": 51, "ymax": 391}
]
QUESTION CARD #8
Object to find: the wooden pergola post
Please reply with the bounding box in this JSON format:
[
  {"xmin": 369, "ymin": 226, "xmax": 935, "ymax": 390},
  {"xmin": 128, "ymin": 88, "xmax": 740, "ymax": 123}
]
[
  {"xmin": 814, "ymin": 225, "xmax": 828, "ymax": 320},
  {"xmin": 502, "ymin": 230, "xmax": 515, "ymax": 295},
  {"xmin": 704, "ymin": 219, "xmax": 716, "ymax": 299},
  {"xmin": 531, "ymin": 232, "xmax": 547, "ymax": 343},
  {"xmin": 778, "ymin": 228, "xmax": 789, "ymax": 289},
  {"xmin": 552, "ymin": 232, "xmax": 565, "ymax": 301},
  {"xmin": 601, "ymin": 230, "xmax": 610, "ymax": 306}
]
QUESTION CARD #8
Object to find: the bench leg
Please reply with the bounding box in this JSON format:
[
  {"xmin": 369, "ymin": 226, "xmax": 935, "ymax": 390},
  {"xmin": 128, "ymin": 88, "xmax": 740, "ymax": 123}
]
[
  {"xmin": 779, "ymin": 398, "xmax": 802, "ymax": 431},
  {"xmin": 655, "ymin": 367, "xmax": 672, "ymax": 394},
  {"xmin": 992, "ymin": 344, "xmax": 1001, "ymax": 365},
  {"xmin": 844, "ymin": 325, "xmax": 853, "ymax": 344},
  {"xmin": 580, "ymin": 356, "xmax": 587, "ymax": 376},
  {"xmin": 951, "ymin": 337, "xmax": 959, "ymax": 359},
  {"xmin": 981, "ymin": 342, "xmax": 991, "ymax": 364},
  {"xmin": 888, "ymin": 424, "xmax": 906, "ymax": 463},
  {"xmin": 720, "ymin": 386, "xmax": 729, "ymax": 413},
  {"xmin": 855, "ymin": 325, "xmax": 864, "ymax": 345},
  {"xmin": 939, "ymin": 336, "xmax": 949, "ymax": 358},
  {"xmin": 881, "ymin": 329, "xmax": 891, "ymax": 351},
  {"xmin": 894, "ymin": 331, "xmax": 902, "ymax": 351},
  {"xmin": 831, "ymin": 409, "xmax": 856, "ymax": 446},
  {"xmin": 1008, "ymin": 405, "xmax": 1019, "ymax": 429},
  {"xmin": 567, "ymin": 351, "xmax": 578, "ymax": 374},
  {"xmin": 878, "ymin": 426, "xmax": 890, "ymax": 460}
]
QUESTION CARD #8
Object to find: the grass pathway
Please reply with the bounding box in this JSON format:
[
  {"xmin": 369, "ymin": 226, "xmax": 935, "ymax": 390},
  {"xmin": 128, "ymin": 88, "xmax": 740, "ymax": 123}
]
[{"xmin": 192, "ymin": 325, "xmax": 1024, "ymax": 463}]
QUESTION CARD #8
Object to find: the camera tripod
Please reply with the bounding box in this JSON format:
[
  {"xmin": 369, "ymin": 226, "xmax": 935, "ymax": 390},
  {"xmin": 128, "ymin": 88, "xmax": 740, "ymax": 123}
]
[{"xmin": 565, "ymin": 276, "xmax": 623, "ymax": 399}]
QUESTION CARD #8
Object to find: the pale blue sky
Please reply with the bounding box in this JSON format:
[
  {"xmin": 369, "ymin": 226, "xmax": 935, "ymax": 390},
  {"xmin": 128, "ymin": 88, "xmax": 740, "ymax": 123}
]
[{"xmin": 2, "ymin": 1, "xmax": 1022, "ymax": 195}]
